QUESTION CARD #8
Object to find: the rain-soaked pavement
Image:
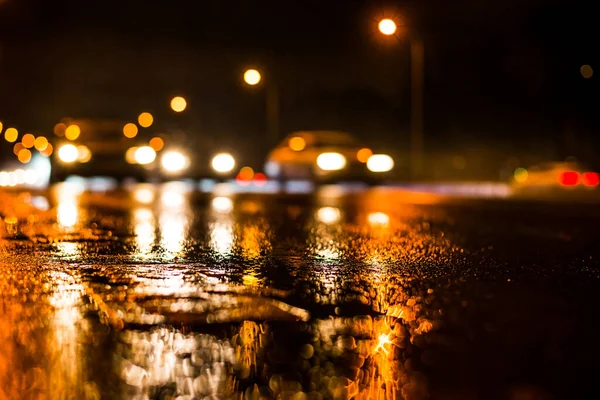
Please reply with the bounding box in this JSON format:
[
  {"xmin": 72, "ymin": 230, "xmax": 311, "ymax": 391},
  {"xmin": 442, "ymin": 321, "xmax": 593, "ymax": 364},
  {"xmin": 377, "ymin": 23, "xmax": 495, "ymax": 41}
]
[{"xmin": 1, "ymin": 183, "xmax": 600, "ymax": 400}]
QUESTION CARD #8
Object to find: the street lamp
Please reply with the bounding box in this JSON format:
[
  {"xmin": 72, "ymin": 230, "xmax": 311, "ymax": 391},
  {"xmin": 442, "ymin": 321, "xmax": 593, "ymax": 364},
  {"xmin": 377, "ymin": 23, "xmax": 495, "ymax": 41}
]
[
  {"xmin": 243, "ymin": 68, "xmax": 279, "ymax": 150},
  {"xmin": 170, "ymin": 96, "xmax": 187, "ymax": 113},
  {"xmin": 378, "ymin": 17, "xmax": 424, "ymax": 179}
]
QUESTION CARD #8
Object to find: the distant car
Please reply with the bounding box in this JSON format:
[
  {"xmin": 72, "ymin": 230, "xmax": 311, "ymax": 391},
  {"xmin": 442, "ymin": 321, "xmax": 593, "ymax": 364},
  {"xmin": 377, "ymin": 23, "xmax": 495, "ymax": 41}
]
[
  {"xmin": 511, "ymin": 161, "xmax": 599, "ymax": 194},
  {"xmin": 264, "ymin": 130, "xmax": 395, "ymax": 183}
]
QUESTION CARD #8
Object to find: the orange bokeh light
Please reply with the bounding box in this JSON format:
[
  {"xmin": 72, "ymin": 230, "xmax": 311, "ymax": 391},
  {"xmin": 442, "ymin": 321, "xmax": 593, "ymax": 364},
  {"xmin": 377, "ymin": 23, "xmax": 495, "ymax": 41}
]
[
  {"xmin": 41, "ymin": 143, "xmax": 54, "ymax": 157},
  {"xmin": 149, "ymin": 137, "xmax": 164, "ymax": 151},
  {"xmin": 34, "ymin": 136, "xmax": 49, "ymax": 151},
  {"xmin": 123, "ymin": 123, "xmax": 138, "ymax": 138},
  {"xmin": 357, "ymin": 148, "xmax": 373, "ymax": 163},
  {"xmin": 289, "ymin": 136, "xmax": 306, "ymax": 151},
  {"xmin": 65, "ymin": 124, "xmax": 81, "ymax": 140},
  {"xmin": 18, "ymin": 148, "xmax": 32, "ymax": 164}
]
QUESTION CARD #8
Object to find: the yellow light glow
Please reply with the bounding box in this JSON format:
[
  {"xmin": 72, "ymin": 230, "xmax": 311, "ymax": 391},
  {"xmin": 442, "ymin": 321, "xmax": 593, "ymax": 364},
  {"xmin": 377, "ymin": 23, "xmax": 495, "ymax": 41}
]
[
  {"xmin": 18, "ymin": 149, "xmax": 32, "ymax": 164},
  {"xmin": 123, "ymin": 123, "xmax": 138, "ymax": 138},
  {"xmin": 53, "ymin": 123, "xmax": 67, "ymax": 136},
  {"xmin": 58, "ymin": 144, "xmax": 79, "ymax": 163},
  {"xmin": 125, "ymin": 147, "xmax": 138, "ymax": 164},
  {"xmin": 316, "ymin": 152, "xmax": 346, "ymax": 171},
  {"xmin": 134, "ymin": 188, "xmax": 154, "ymax": 204},
  {"xmin": 76, "ymin": 145, "xmax": 92, "ymax": 163},
  {"xmin": 211, "ymin": 153, "xmax": 236, "ymax": 173},
  {"xmin": 58, "ymin": 203, "xmax": 78, "ymax": 228},
  {"xmin": 21, "ymin": 133, "xmax": 35, "ymax": 148},
  {"xmin": 243, "ymin": 69, "xmax": 261, "ymax": 85},
  {"xmin": 149, "ymin": 137, "xmax": 164, "ymax": 151},
  {"xmin": 581, "ymin": 64, "xmax": 593, "ymax": 79},
  {"xmin": 368, "ymin": 212, "xmax": 390, "ymax": 227},
  {"xmin": 41, "ymin": 143, "xmax": 54, "ymax": 157},
  {"xmin": 367, "ymin": 154, "xmax": 394, "ymax": 172},
  {"xmin": 212, "ymin": 196, "xmax": 233, "ymax": 213},
  {"xmin": 161, "ymin": 151, "xmax": 188, "ymax": 172},
  {"xmin": 317, "ymin": 207, "xmax": 341, "ymax": 224},
  {"xmin": 5, "ymin": 127, "xmax": 18, "ymax": 142},
  {"xmin": 0, "ymin": 121, "xmax": 2, "ymax": 134},
  {"xmin": 357, "ymin": 148, "xmax": 373, "ymax": 163},
  {"xmin": 289, "ymin": 136, "xmax": 306, "ymax": 151},
  {"xmin": 238, "ymin": 166, "xmax": 254, "ymax": 181},
  {"xmin": 134, "ymin": 146, "xmax": 156, "ymax": 165},
  {"xmin": 378, "ymin": 19, "xmax": 397, "ymax": 35},
  {"xmin": 514, "ymin": 167, "xmax": 528, "ymax": 183},
  {"xmin": 138, "ymin": 112, "xmax": 154, "ymax": 128},
  {"xmin": 65, "ymin": 124, "xmax": 81, "ymax": 141},
  {"xmin": 170, "ymin": 96, "xmax": 187, "ymax": 112},
  {"xmin": 161, "ymin": 190, "xmax": 185, "ymax": 208},
  {"xmin": 34, "ymin": 136, "xmax": 49, "ymax": 151}
]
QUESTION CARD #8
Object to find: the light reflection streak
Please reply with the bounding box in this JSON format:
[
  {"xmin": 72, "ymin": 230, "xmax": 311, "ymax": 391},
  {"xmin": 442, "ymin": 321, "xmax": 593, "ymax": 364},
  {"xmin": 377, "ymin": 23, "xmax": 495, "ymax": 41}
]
[
  {"xmin": 209, "ymin": 221, "xmax": 235, "ymax": 256},
  {"xmin": 134, "ymin": 208, "xmax": 156, "ymax": 257}
]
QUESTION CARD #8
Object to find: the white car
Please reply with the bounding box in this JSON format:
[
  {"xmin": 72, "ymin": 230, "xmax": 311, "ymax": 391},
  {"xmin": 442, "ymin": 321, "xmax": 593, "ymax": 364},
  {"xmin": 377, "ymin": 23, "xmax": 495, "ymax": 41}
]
[{"xmin": 264, "ymin": 131, "xmax": 394, "ymax": 183}]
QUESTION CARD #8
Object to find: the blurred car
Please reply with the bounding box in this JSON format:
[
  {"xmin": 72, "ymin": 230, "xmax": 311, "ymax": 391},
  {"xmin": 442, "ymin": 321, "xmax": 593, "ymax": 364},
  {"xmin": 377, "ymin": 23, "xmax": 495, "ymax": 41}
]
[
  {"xmin": 511, "ymin": 161, "xmax": 599, "ymax": 194},
  {"xmin": 264, "ymin": 130, "xmax": 395, "ymax": 183}
]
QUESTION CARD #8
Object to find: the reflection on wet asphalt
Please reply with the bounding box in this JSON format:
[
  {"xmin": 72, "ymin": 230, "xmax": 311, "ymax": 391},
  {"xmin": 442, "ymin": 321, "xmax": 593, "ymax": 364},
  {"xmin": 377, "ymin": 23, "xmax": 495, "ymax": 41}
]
[{"xmin": 1, "ymin": 183, "xmax": 600, "ymax": 399}]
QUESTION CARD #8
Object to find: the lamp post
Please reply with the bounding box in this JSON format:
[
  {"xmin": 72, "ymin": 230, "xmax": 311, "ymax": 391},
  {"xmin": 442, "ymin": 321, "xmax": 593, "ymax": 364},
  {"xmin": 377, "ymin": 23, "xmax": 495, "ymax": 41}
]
[
  {"xmin": 378, "ymin": 18, "xmax": 424, "ymax": 179},
  {"xmin": 243, "ymin": 68, "xmax": 280, "ymax": 150}
]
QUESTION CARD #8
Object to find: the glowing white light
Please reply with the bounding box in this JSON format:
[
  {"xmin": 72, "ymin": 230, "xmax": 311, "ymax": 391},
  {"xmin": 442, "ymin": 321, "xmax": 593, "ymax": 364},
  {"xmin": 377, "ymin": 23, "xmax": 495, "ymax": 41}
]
[
  {"xmin": 161, "ymin": 151, "xmax": 188, "ymax": 173},
  {"xmin": 134, "ymin": 146, "xmax": 157, "ymax": 165},
  {"xmin": 58, "ymin": 203, "xmax": 78, "ymax": 227},
  {"xmin": 316, "ymin": 207, "xmax": 341, "ymax": 224},
  {"xmin": 212, "ymin": 196, "xmax": 233, "ymax": 213},
  {"xmin": 134, "ymin": 187, "xmax": 154, "ymax": 204},
  {"xmin": 161, "ymin": 191, "xmax": 184, "ymax": 207},
  {"xmin": 58, "ymin": 144, "xmax": 79, "ymax": 163},
  {"xmin": 378, "ymin": 19, "xmax": 397, "ymax": 35},
  {"xmin": 368, "ymin": 212, "xmax": 390, "ymax": 227},
  {"xmin": 24, "ymin": 170, "xmax": 37, "ymax": 185},
  {"xmin": 211, "ymin": 153, "xmax": 236, "ymax": 173},
  {"xmin": 316, "ymin": 152, "xmax": 346, "ymax": 171},
  {"xmin": 366, "ymin": 154, "xmax": 394, "ymax": 172}
]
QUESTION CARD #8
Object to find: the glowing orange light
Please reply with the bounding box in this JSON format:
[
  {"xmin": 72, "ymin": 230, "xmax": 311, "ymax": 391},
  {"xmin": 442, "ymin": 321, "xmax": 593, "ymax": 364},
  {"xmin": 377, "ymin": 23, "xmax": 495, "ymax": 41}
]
[
  {"xmin": 4, "ymin": 127, "xmax": 18, "ymax": 142},
  {"xmin": 18, "ymin": 148, "xmax": 32, "ymax": 164},
  {"xmin": 13, "ymin": 143, "xmax": 24, "ymax": 155},
  {"xmin": 357, "ymin": 148, "xmax": 373, "ymax": 163},
  {"xmin": 559, "ymin": 171, "xmax": 579, "ymax": 186},
  {"xmin": 374, "ymin": 333, "xmax": 392, "ymax": 354},
  {"xmin": 238, "ymin": 166, "xmax": 254, "ymax": 181},
  {"xmin": 21, "ymin": 133, "xmax": 35, "ymax": 148},
  {"xmin": 243, "ymin": 69, "xmax": 261, "ymax": 85},
  {"xmin": 289, "ymin": 136, "xmax": 306, "ymax": 151},
  {"xmin": 53, "ymin": 123, "xmax": 67, "ymax": 136},
  {"xmin": 65, "ymin": 124, "xmax": 81, "ymax": 141},
  {"xmin": 583, "ymin": 172, "xmax": 599, "ymax": 187},
  {"xmin": 149, "ymin": 137, "xmax": 164, "ymax": 151},
  {"xmin": 378, "ymin": 19, "xmax": 397, "ymax": 35},
  {"xmin": 138, "ymin": 112, "xmax": 154, "ymax": 128},
  {"xmin": 0, "ymin": 121, "xmax": 3, "ymax": 134},
  {"xmin": 77, "ymin": 145, "xmax": 92, "ymax": 163},
  {"xmin": 41, "ymin": 143, "xmax": 54, "ymax": 157},
  {"xmin": 581, "ymin": 65, "xmax": 593, "ymax": 79},
  {"xmin": 123, "ymin": 123, "xmax": 138, "ymax": 138},
  {"xmin": 125, "ymin": 147, "xmax": 138, "ymax": 164},
  {"xmin": 236, "ymin": 174, "xmax": 251, "ymax": 186},
  {"xmin": 34, "ymin": 136, "xmax": 49, "ymax": 151},
  {"xmin": 170, "ymin": 96, "xmax": 187, "ymax": 112}
]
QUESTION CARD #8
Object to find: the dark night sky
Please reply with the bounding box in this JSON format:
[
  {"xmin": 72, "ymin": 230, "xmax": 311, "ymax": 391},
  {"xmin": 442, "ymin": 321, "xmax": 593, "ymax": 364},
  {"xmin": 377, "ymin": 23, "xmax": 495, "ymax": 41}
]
[{"xmin": 0, "ymin": 0, "xmax": 598, "ymax": 164}]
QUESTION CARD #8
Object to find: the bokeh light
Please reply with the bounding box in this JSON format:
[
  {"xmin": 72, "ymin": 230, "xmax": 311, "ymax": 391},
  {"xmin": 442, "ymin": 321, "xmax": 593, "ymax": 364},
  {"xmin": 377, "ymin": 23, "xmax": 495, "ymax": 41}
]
[
  {"xmin": 58, "ymin": 144, "xmax": 79, "ymax": 163},
  {"xmin": 211, "ymin": 153, "xmax": 236, "ymax": 173},
  {"xmin": 41, "ymin": 143, "xmax": 54, "ymax": 157},
  {"xmin": 243, "ymin": 69, "xmax": 261, "ymax": 85},
  {"xmin": 366, "ymin": 154, "xmax": 394, "ymax": 172},
  {"xmin": 316, "ymin": 152, "xmax": 346, "ymax": 171},
  {"xmin": 65, "ymin": 124, "xmax": 81, "ymax": 141},
  {"xmin": 34, "ymin": 136, "xmax": 49, "ymax": 151},
  {"xmin": 514, "ymin": 167, "xmax": 528, "ymax": 183},
  {"xmin": 21, "ymin": 133, "xmax": 35, "ymax": 148},
  {"xmin": 581, "ymin": 64, "xmax": 593, "ymax": 79},
  {"xmin": 161, "ymin": 151, "xmax": 188, "ymax": 172},
  {"xmin": 123, "ymin": 123, "xmax": 138, "ymax": 138},
  {"xmin": 368, "ymin": 212, "xmax": 390, "ymax": 227},
  {"xmin": 378, "ymin": 19, "xmax": 397, "ymax": 35},
  {"xmin": 17, "ymin": 149, "xmax": 32, "ymax": 164},
  {"xmin": 357, "ymin": 148, "xmax": 373, "ymax": 163},
  {"xmin": 238, "ymin": 166, "xmax": 255, "ymax": 181},
  {"xmin": 53, "ymin": 123, "xmax": 67, "ymax": 136},
  {"xmin": 212, "ymin": 196, "xmax": 234, "ymax": 213},
  {"xmin": 13, "ymin": 143, "xmax": 24, "ymax": 155},
  {"xmin": 317, "ymin": 207, "xmax": 341, "ymax": 224},
  {"xmin": 170, "ymin": 96, "xmax": 187, "ymax": 112},
  {"xmin": 125, "ymin": 147, "xmax": 139, "ymax": 164},
  {"xmin": 134, "ymin": 146, "xmax": 157, "ymax": 165},
  {"xmin": 4, "ymin": 127, "xmax": 18, "ymax": 142},
  {"xmin": 149, "ymin": 137, "xmax": 164, "ymax": 151},
  {"xmin": 0, "ymin": 121, "xmax": 3, "ymax": 133},
  {"xmin": 138, "ymin": 112, "xmax": 154, "ymax": 128},
  {"xmin": 76, "ymin": 145, "xmax": 92, "ymax": 163},
  {"xmin": 289, "ymin": 136, "xmax": 306, "ymax": 151}
]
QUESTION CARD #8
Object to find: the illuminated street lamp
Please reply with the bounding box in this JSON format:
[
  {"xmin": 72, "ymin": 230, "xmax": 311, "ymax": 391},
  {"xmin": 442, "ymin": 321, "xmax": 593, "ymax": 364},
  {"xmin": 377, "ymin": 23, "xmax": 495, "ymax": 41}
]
[
  {"xmin": 243, "ymin": 69, "xmax": 262, "ymax": 86},
  {"xmin": 377, "ymin": 16, "xmax": 424, "ymax": 178},
  {"xmin": 170, "ymin": 96, "xmax": 187, "ymax": 113},
  {"xmin": 378, "ymin": 18, "xmax": 397, "ymax": 35}
]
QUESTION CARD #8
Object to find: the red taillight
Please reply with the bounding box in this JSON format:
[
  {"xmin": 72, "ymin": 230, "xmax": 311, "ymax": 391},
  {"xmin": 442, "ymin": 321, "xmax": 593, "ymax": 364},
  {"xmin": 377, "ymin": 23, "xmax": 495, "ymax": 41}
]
[
  {"xmin": 582, "ymin": 172, "xmax": 599, "ymax": 187},
  {"xmin": 559, "ymin": 171, "xmax": 579, "ymax": 186},
  {"xmin": 253, "ymin": 173, "xmax": 267, "ymax": 187}
]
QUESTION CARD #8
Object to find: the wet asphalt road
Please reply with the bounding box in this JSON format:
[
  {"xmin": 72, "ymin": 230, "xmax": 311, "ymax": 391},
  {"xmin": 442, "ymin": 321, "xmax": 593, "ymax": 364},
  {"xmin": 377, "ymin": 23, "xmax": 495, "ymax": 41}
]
[{"xmin": 1, "ymin": 184, "xmax": 600, "ymax": 400}]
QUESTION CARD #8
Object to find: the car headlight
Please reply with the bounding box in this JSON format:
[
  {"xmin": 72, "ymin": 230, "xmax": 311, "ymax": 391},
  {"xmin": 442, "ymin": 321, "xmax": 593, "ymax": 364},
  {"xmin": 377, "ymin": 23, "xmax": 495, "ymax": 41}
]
[
  {"xmin": 366, "ymin": 154, "xmax": 394, "ymax": 172},
  {"xmin": 316, "ymin": 152, "xmax": 346, "ymax": 171},
  {"xmin": 211, "ymin": 153, "xmax": 236, "ymax": 173},
  {"xmin": 134, "ymin": 146, "xmax": 157, "ymax": 165},
  {"xmin": 58, "ymin": 144, "xmax": 79, "ymax": 163},
  {"xmin": 161, "ymin": 151, "xmax": 189, "ymax": 173}
]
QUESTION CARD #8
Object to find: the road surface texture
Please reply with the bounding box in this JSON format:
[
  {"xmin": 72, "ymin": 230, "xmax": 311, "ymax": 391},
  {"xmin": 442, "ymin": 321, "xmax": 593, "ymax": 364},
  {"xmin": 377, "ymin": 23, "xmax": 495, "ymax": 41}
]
[{"xmin": 1, "ymin": 183, "xmax": 599, "ymax": 400}]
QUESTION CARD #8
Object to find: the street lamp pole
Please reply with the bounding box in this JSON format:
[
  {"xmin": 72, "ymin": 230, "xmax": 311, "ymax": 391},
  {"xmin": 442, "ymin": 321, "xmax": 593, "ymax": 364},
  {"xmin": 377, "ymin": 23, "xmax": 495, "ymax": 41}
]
[{"xmin": 379, "ymin": 18, "xmax": 424, "ymax": 179}]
